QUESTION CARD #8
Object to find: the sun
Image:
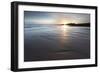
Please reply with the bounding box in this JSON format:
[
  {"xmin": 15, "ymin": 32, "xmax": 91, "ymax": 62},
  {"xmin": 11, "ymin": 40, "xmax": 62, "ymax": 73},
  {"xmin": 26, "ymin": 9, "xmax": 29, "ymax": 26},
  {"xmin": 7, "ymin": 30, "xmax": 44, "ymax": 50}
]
[
  {"xmin": 61, "ymin": 19, "xmax": 70, "ymax": 25},
  {"xmin": 63, "ymin": 21, "xmax": 68, "ymax": 24}
]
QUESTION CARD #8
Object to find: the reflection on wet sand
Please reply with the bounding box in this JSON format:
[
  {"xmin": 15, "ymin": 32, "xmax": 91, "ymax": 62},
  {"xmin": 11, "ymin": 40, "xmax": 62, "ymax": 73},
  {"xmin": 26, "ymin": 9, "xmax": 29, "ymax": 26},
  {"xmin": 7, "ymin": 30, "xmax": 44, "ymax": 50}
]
[
  {"xmin": 60, "ymin": 25, "xmax": 69, "ymax": 47},
  {"xmin": 24, "ymin": 24, "xmax": 90, "ymax": 62}
]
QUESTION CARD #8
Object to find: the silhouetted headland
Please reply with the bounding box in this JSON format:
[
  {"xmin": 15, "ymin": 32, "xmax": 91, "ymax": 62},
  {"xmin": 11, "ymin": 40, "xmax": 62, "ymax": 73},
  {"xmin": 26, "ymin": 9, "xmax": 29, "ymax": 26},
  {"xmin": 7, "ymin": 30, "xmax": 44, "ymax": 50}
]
[{"xmin": 66, "ymin": 23, "xmax": 90, "ymax": 27}]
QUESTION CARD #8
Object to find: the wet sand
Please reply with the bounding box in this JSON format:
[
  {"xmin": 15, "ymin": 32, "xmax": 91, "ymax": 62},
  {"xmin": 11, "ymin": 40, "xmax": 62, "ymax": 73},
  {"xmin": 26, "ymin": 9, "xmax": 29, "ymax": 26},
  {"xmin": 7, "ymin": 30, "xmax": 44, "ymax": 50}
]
[{"xmin": 24, "ymin": 25, "xmax": 90, "ymax": 62}]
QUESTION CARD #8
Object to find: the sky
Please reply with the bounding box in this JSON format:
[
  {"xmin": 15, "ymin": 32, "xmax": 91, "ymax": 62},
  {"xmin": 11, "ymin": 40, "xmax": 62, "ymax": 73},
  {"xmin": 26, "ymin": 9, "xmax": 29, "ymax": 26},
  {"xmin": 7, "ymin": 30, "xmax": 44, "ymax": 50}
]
[{"xmin": 24, "ymin": 11, "xmax": 90, "ymax": 25}]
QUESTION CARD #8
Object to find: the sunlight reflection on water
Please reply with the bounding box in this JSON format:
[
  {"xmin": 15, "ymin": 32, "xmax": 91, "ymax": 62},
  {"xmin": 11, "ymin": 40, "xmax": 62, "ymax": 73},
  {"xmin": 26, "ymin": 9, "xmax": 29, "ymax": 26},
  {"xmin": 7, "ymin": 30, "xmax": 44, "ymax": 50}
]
[{"xmin": 60, "ymin": 25, "xmax": 70, "ymax": 46}]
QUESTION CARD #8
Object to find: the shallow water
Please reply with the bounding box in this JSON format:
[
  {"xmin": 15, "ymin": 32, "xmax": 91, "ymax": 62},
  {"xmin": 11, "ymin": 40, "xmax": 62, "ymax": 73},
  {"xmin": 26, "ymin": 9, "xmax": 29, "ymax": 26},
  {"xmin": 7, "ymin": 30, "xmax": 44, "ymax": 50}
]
[{"xmin": 24, "ymin": 24, "xmax": 90, "ymax": 62}]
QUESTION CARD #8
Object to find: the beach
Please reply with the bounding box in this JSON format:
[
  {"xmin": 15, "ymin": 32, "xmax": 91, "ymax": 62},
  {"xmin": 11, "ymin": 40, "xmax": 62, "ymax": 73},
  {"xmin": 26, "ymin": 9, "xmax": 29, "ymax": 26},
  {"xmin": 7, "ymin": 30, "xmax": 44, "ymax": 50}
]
[{"xmin": 24, "ymin": 24, "xmax": 90, "ymax": 62}]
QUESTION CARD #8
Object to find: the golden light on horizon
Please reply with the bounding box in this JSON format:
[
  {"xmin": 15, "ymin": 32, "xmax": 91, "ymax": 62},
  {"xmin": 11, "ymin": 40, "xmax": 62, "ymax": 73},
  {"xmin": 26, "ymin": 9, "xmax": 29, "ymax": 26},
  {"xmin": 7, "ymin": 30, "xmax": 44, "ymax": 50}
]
[
  {"xmin": 57, "ymin": 17, "xmax": 78, "ymax": 25},
  {"xmin": 55, "ymin": 16, "xmax": 79, "ymax": 25},
  {"xmin": 55, "ymin": 17, "xmax": 71, "ymax": 25},
  {"xmin": 60, "ymin": 18, "xmax": 69, "ymax": 31},
  {"xmin": 61, "ymin": 20, "xmax": 70, "ymax": 24}
]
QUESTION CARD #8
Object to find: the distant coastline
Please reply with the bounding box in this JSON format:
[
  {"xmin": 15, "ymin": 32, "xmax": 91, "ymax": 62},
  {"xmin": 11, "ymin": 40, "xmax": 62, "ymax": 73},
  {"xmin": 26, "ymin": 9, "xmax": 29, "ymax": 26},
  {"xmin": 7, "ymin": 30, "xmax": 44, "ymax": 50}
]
[
  {"xmin": 66, "ymin": 23, "xmax": 90, "ymax": 27},
  {"xmin": 24, "ymin": 23, "xmax": 90, "ymax": 28}
]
